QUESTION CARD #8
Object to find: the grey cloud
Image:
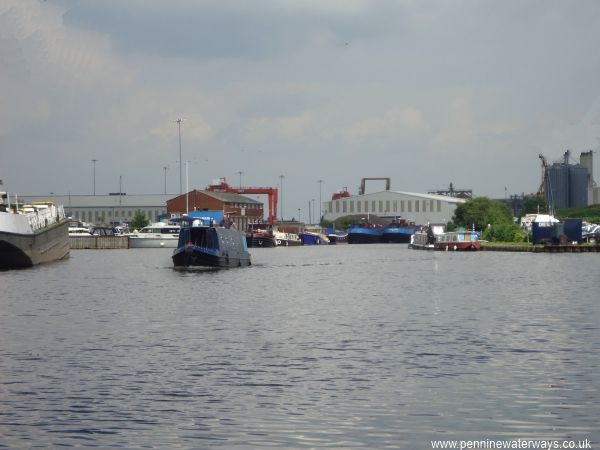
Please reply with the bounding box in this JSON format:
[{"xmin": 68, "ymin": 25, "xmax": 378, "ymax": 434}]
[{"xmin": 62, "ymin": 0, "xmax": 401, "ymax": 60}]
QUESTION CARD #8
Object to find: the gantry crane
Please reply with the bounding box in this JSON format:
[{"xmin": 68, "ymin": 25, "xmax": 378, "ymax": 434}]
[{"xmin": 206, "ymin": 178, "xmax": 279, "ymax": 225}]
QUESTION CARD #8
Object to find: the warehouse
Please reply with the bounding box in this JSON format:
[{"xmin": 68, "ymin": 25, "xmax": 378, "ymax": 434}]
[{"xmin": 323, "ymin": 190, "xmax": 466, "ymax": 225}]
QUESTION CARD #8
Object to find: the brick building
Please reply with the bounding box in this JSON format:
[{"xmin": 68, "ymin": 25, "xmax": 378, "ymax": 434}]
[{"xmin": 167, "ymin": 190, "xmax": 263, "ymax": 230}]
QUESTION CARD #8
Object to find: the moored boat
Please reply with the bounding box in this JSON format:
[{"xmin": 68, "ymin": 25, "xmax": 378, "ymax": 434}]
[
  {"xmin": 126, "ymin": 222, "xmax": 180, "ymax": 248},
  {"xmin": 409, "ymin": 224, "xmax": 445, "ymax": 250},
  {"xmin": 0, "ymin": 193, "xmax": 70, "ymax": 269},
  {"xmin": 246, "ymin": 222, "xmax": 276, "ymax": 247},
  {"xmin": 381, "ymin": 218, "xmax": 417, "ymax": 243},
  {"xmin": 172, "ymin": 217, "xmax": 251, "ymax": 268},
  {"xmin": 435, "ymin": 230, "xmax": 481, "ymax": 251},
  {"xmin": 274, "ymin": 229, "xmax": 302, "ymax": 246},
  {"xmin": 347, "ymin": 221, "xmax": 383, "ymax": 244},
  {"xmin": 298, "ymin": 228, "xmax": 329, "ymax": 245},
  {"xmin": 327, "ymin": 231, "xmax": 348, "ymax": 244}
]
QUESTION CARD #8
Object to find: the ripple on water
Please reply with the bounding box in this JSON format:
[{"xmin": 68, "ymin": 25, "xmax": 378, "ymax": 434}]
[{"xmin": 0, "ymin": 247, "xmax": 598, "ymax": 448}]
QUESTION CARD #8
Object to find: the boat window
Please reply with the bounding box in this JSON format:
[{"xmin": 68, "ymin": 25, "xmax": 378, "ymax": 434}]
[
  {"xmin": 372, "ymin": 201, "xmax": 376, "ymax": 212},
  {"xmin": 357, "ymin": 201, "xmax": 361, "ymax": 213},
  {"xmin": 437, "ymin": 200, "xmax": 442, "ymax": 212},
  {"xmin": 342, "ymin": 201, "xmax": 347, "ymax": 213},
  {"xmin": 430, "ymin": 200, "xmax": 434, "ymax": 212},
  {"xmin": 415, "ymin": 201, "xmax": 419, "ymax": 212},
  {"xmin": 401, "ymin": 200, "xmax": 404, "ymax": 212},
  {"xmin": 349, "ymin": 201, "xmax": 354, "ymax": 213},
  {"xmin": 407, "ymin": 201, "xmax": 412, "ymax": 212}
]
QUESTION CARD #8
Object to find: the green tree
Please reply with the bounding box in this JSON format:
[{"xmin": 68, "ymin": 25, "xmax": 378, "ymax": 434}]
[
  {"xmin": 482, "ymin": 223, "xmax": 525, "ymax": 242},
  {"xmin": 321, "ymin": 215, "xmax": 363, "ymax": 230},
  {"xmin": 130, "ymin": 210, "xmax": 150, "ymax": 230},
  {"xmin": 452, "ymin": 197, "xmax": 514, "ymax": 231}
]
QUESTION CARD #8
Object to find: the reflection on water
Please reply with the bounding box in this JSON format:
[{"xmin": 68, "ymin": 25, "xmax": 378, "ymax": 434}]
[{"xmin": 1, "ymin": 246, "xmax": 598, "ymax": 448}]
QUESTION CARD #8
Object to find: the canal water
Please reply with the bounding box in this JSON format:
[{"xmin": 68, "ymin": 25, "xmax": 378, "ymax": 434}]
[{"xmin": 1, "ymin": 245, "xmax": 598, "ymax": 449}]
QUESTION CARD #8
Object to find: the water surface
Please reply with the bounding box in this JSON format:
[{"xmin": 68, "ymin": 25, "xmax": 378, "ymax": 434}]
[{"xmin": 1, "ymin": 245, "xmax": 598, "ymax": 448}]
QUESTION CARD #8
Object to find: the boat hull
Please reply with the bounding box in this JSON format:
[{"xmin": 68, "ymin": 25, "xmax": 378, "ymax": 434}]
[
  {"xmin": 381, "ymin": 227, "xmax": 415, "ymax": 243},
  {"xmin": 435, "ymin": 242, "xmax": 481, "ymax": 251},
  {"xmin": 246, "ymin": 234, "xmax": 276, "ymax": 247},
  {"xmin": 298, "ymin": 232, "xmax": 329, "ymax": 245},
  {"xmin": 172, "ymin": 247, "xmax": 251, "ymax": 268},
  {"xmin": 173, "ymin": 226, "xmax": 251, "ymax": 268},
  {"xmin": 129, "ymin": 237, "xmax": 179, "ymax": 248},
  {"xmin": 347, "ymin": 226, "xmax": 382, "ymax": 244},
  {"xmin": 0, "ymin": 219, "xmax": 70, "ymax": 269},
  {"xmin": 275, "ymin": 238, "xmax": 302, "ymax": 246},
  {"xmin": 327, "ymin": 234, "xmax": 348, "ymax": 244}
]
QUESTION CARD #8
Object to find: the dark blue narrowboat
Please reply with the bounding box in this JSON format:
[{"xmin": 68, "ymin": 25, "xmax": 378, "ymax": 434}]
[
  {"xmin": 347, "ymin": 222, "xmax": 383, "ymax": 244},
  {"xmin": 172, "ymin": 218, "xmax": 251, "ymax": 268}
]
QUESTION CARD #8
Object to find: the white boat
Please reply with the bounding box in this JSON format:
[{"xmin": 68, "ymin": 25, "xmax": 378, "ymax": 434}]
[
  {"xmin": 69, "ymin": 227, "xmax": 93, "ymax": 236},
  {"xmin": 0, "ymin": 193, "xmax": 70, "ymax": 269},
  {"xmin": 274, "ymin": 229, "xmax": 302, "ymax": 246},
  {"xmin": 409, "ymin": 224, "xmax": 445, "ymax": 250},
  {"xmin": 126, "ymin": 222, "xmax": 180, "ymax": 248}
]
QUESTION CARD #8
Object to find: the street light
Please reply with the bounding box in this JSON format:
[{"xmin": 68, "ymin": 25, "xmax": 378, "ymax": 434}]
[
  {"xmin": 318, "ymin": 179, "xmax": 323, "ymax": 224},
  {"xmin": 311, "ymin": 199, "xmax": 315, "ymax": 225},
  {"xmin": 163, "ymin": 166, "xmax": 168, "ymax": 195},
  {"xmin": 91, "ymin": 159, "xmax": 97, "ymax": 195},
  {"xmin": 279, "ymin": 174, "xmax": 284, "ymax": 221},
  {"xmin": 176, "ymin": 118, "xmax": 183, "ymax": 194},
  {"xmin": 298, "ymin": 208, "xmax": 301, "ymax": 222},
  {"xmin": 185, "ymin": 160, "xmax": 190, "ymax": 213},
  {"xmin": 237, "ymin": 171, "xmax": 243, "ymax": 189}
]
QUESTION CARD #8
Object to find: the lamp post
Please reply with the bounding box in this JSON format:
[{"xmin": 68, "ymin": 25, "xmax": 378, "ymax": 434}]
[
  {"xmin": 176, "ymin": 118, "xmax": 183, "ymax": 194},
  {"xmin": 237, "ymin": 171, "xmax": 243, "ymax": 189},
  {"xmin": 185, "ymin": 160, "xmax": 190, "ymax": 214},
  {"xmin": 311, "ymin": 199, "xmax": 315, "ymax": 225},
  {"xmin": 317, "ymin": 179, "xmax": 323, "ymax": 224},
  {"xmin": 298, "ymin": 208, "xmax": 301, "ymax": 222},
  {"xmin": 163, "ymin": 166, "xmax": 168, "ymax": 194},
  {"xmin": 279, "ymin": 174, "xmax": 284, "ymax": 221},
  {"xmin": 91, "ymin": 159, "xmax": 97, "ymax": 195}
]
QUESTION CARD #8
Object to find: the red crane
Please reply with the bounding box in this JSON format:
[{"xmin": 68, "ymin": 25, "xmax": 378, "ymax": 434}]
[{"xmin": 206, "ymin": 178, "xmax": 279, "ymax": 225}]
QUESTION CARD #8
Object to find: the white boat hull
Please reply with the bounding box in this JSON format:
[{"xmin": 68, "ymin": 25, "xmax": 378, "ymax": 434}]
[{"xmin": 128, "ymin": 236, "xmax": 179, "ymax": 248}]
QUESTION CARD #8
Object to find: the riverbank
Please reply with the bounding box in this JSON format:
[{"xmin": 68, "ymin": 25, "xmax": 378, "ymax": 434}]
[{"xmin": 481, "ymin": 242, "xmax": 600, "ymax": 252}]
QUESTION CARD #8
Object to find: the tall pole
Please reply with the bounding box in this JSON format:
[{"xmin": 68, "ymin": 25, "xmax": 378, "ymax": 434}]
[
  {"xmin": 318, "ymin": 179, "xmax": 323, "ymax": 224},
  {"xmin": 185, "ymin": 160, "xmax": 189, "ymax": 214},
  {"xmin": 163, "ymin": 166, "xmax": 168, "ymax": 194},
  {"xmin": 298, "ymin": 208, "xmax": 301, "ymax": 222},
  {"xmin": 311, "ymin": 199, "xmax": 315, "ymax": 226},
  {"xmin": 308, "ymin": 200, "xmax": 311, "ymax": 224},
  {"xmin": 176, "ymin": 118, "xmax": 183, "ymax": 194},
  {"xmin": 237, "ymin": 171, "xmax": 243, "ymax": 189},
  {"xmin": 92, "ymin": 159, "xmax": 97, "ymax": 195},
  {"xmin": 279, "ymin": 175, "xmax": 284, "ymax": 221}
]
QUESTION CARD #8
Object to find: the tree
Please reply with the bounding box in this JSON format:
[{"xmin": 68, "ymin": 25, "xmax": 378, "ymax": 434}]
[
  {"xmin": 452, "ymin": 197, "xmax": 514, "ymax": 231},
  {"xmin": 482, "ymin": 223, "xmax": 525, "ymax": 242},
  {"xmin": 321, "ymin": 215, "xmax": 363, "ymax": 230},
  {"xmin": 130, "ymin": 210, "xmax": 150, "ymax": 230}
]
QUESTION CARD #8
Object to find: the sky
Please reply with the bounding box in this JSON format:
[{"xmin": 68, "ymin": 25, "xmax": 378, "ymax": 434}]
[{"xmin": 1, "ymin": 0, "xmax": 600, "ymax": 220}]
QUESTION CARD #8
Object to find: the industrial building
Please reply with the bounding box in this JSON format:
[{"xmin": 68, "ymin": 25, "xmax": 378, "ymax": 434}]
[
  {"xmin": 167, "ymin": 190, "xmax": 263, "ymax": 230},
  {"xmin": 541, "ymin": 150, "xmax": 599, "ymax": 209},
  {"xmin": 323, "ymin": 190, "xmax": 466, "ymax": 225},
  {"xmin": 18, "ymin": 194, "xmax": 172, "ymax": 225},
  {"xmin": 580, "ymin": 150, "xmax": 600, "ymax": 205}
]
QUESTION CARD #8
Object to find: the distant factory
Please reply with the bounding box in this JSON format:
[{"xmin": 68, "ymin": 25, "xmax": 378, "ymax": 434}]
[
  {"xmin": 323, "ymin": 178, "xmax": 466, "ymax": 225},
  {"xmin": 540, "ymin": 150, "xmax": 599, "ymax": 209}
]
